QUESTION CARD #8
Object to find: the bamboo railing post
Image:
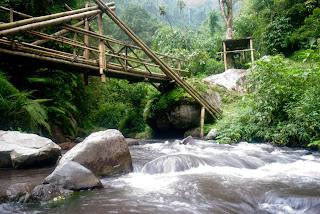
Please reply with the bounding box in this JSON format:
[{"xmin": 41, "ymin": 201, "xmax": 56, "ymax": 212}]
[
  {"xmin": 98, "ymin": 13, "xmax": 106, "ymax": 83},
  {"xmin": 83, "ymin": 2, "xmax": 90, "ymax": 85},
  {"xmin": 200, "ymin": 106, "xmax": 205, "ymax": 139},
  {"xmin": 125, "ymin": 46, "xmax": 128, "ymax": 71},
  {"xmin": 10, "ymin": 8, "xmax": 14, "ymax": 23},
  {"xmin": 177, "ymin": 59, "xmax": 181, "ymax": 76},
  {"xmin": 73, "ymin": 32, "xmax": 77, "ymax": 57}
]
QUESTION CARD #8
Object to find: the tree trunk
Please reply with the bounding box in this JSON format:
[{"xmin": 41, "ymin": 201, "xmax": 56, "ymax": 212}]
[
  {"xmin": 226, "ymin": 26, "xmax": 232, "ymax": 39},
  {"xmin": 219, "ymin": 0, "xmax": 233, "ymax": 39}
]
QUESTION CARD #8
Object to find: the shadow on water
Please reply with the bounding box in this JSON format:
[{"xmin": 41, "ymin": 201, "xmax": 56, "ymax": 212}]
[{"xmin": 1, "ymin": 140, "xmax": 320, "ymax": 214}]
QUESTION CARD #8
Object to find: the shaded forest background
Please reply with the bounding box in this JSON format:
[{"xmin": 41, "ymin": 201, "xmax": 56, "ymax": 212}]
[{"xmin": 0, "ymin": 0, "xmax": 319, "ymax": 147}]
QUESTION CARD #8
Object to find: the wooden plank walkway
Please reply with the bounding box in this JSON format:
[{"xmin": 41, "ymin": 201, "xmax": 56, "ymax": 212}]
[{"xmin": 0, "ymin": 1, "xmax": 222, "ymax": 119}]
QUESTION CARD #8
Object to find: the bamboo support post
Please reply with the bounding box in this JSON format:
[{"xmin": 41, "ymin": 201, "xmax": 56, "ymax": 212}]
[
  {"xmin": 200, "ymin": 107, "xmax": 205, "ymax": 139},
  {"xmin": 98, "ymin": 13, "xmax": 106, "ymax": 82},
  {"xmin": 223, "ymin": 41, "xmax": 227, "ymax": 71},
  {"xmin": 250, "ymin": 38, "xmax": 254, "ymax": 64}
]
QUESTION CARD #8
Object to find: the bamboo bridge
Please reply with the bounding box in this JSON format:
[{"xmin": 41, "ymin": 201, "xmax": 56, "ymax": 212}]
[{"xmin": 0, "ymin": 0, "xmax": 221, "ymax": 120}]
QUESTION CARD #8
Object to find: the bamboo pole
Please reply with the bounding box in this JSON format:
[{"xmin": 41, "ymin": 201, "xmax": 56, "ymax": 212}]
[
  {"xmin": 83, "ymin": 2, "xmax": 90, "ymax": 86},
  {"xmin": 73, "ymin": 32, "xmax": 77, "ymax": 57},
  {"xmin": 0, "ymin": 9, "xmax": 102, "ymax": 37},
  {"xmin": 98, "ymin": 13, "xmax": 106, "ymax": 82},
  {"xmin": 31, "ymin": 8, "xmax": 114, "ymax": 46},
  {"xmin": 250, "ymin": 38, "xmax": 254, "ymax": 64},
  {"xmin": 0, "ymin": 6, "xmax": 32, "ymax": 19},
  {"xmin": 93, "ymin": 0, "xmax": 221, "ymax": 119},
  {"xmin": 200, "ymin": 107, "xmax": 205, "ymax": 139},
  {"xmin": 223, "ymin": 41, "xmax": 227, "ymax": 71},
  {"xmin": 10, "ymin": 8, "xmax": 14, "ymax": 23},
  {"xmin": 0, "ymin": 6, "xmax": 100, "ymax": 31}
]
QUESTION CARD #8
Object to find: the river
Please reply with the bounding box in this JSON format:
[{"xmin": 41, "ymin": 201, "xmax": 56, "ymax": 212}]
[{"xmin": 1, "ymin": 140, "xmax": 320, "ymax": 214}]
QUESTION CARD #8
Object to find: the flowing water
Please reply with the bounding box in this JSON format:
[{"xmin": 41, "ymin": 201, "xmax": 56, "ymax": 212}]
[{"xmin": 1, "ymin": 140, "xmax": 320, "ymax": 214}]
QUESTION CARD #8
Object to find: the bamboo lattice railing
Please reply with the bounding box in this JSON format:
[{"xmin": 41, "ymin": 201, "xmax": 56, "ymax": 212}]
[{"xmin": 0, "ymin": 1, "xmax": 222, "ymax": 119}]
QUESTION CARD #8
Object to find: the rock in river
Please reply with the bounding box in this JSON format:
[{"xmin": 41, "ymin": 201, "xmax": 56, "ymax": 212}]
[
  {"xmin": 58, "ymin": 129, "xmax": 133, "ymax": 177},
  {"xmin": 0, "ymin": 131, "xmax": 61, "ymax": 168},
  {"xmin": 31, "ymin": 184, "xmax": 73, "ymax": 202},
  {"xmin": 5, "ymin": 183, "xmax": 35, "ymax": 203},
  {"xmin": 44, "ymin": 161, "xmax": 103, "ymax": 190}
]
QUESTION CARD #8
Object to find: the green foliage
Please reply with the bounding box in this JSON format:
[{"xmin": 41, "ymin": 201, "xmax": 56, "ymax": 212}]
[
  {"xmin": 263, "ymin": 17, "xmax": 294, "ymax": 54},
  {"xmin": 0, "ymin": 72, "xmax": 50, "ymax": 134},
  {"xmin": 234, "ymin": 0, "xmax": 318, "ymax": 56},
  {"xmin": 290, "ymin": 8, "xmax": 320, "ymax": 49},
  {"xmin": 115, "ymin": 5, "xmax": 160, "ymax": 46}
]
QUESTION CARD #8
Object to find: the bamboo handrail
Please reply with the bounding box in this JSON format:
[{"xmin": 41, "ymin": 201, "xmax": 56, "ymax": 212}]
[
  {"xmin": 25, "ymin": 30, "xmax": 188, "ymax": 73},
  {"xmin": 0, "ymin": 6, "xmax": 100, "ymax": 31},
  {"xmin": 0, "ymin": 9, "xmax": 102, "ymax": 37},
  {"xmin": 62, "ymin": 24, "xmax": 187, "ymax": 63}
]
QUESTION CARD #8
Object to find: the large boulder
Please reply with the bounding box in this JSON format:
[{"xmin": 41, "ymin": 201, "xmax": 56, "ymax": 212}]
[
  {"xmin": 204, "ymin": 69, "xmax": 250, "ymax": 93},
  {"xmin": 58, "ymin": 130, "xmax": 133, "ymax": 177},
  {"xmin": 44, "ymin": 161, "xmax": 103, "ymax": 190},
  {"xmin": 0, "ymin": 131, "xmax": 61, "ymax": 168}
]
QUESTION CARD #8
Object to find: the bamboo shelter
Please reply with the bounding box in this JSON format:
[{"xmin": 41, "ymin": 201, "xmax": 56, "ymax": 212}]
[
  {"xmin": 0, "ymin": 1, "xmax": 222, "ymax": 119},
  {"xmin": 217, "ymin": 37, "xmax": 254, "ymax": 71}
]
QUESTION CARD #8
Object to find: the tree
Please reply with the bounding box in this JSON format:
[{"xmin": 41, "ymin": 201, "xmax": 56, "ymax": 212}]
[
  {"xmin": 177, "ymin": 0, "xmax": 188, "ymax": 49},
  {"xmin": 159, "ymin": 5, "xmax": 173, "ymax": 32},
  {"xmin": 219, "ymin": 0, "xmax": 233, "ymax": 39}
]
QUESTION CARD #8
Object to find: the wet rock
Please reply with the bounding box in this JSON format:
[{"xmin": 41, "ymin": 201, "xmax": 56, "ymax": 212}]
[
  {"xmin": 126, "ymin": 138, "xmax": 139, "ymax": 146},
  {"xmin": 206, "ymin": 128, "xmax": 217, "ymax": 139},
  {"xmin": 58, "ymin": 130, "xmax": 133, "ymax": 177},
  {"xmin": 0, "ymin": 131, "xmax": 61, "ymax": 168},
  {"xmin": 204, "ymin": 69, "xmax": 250, "ymax": 93},
  {"xmin": 31, "ymin": 184, "xmax": 73, "ymax": 202},
  {"xmin": 6, "ymin": 183, "xmax": 35, "ymax": 203},
  {"xmin": 181, "ymin": 136, "xmax": 197, "ymax": 145},
  {"xmin": 59, "ymin": 142, "xmax": 76, "ymax": 150},
  {"xmin": 51, "ymin": 124, "xmax": 69, "ymax": 144},
  {"xmin": 44, "ymin": 161, "xmax": 103, "ymax": 190},
  {"xmin": 75, "ymin": 137, "xmax": 84, "ymax": 143},
  {"xmin": 184, "ymin": 128, "xmax": 201, "ymax": 138},
  {"xmin": 141, "ymin": 154, "xmax": 207, "ymax": 174},
  {"xmin": 0, "ymin": 191, "xmax": 6, "ymax": 203}
]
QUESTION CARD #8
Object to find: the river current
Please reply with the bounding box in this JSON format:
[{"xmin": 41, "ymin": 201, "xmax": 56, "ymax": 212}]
[{"xmin": 1, "ymin": 140, "xmax": 320, "ymax": 214}]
